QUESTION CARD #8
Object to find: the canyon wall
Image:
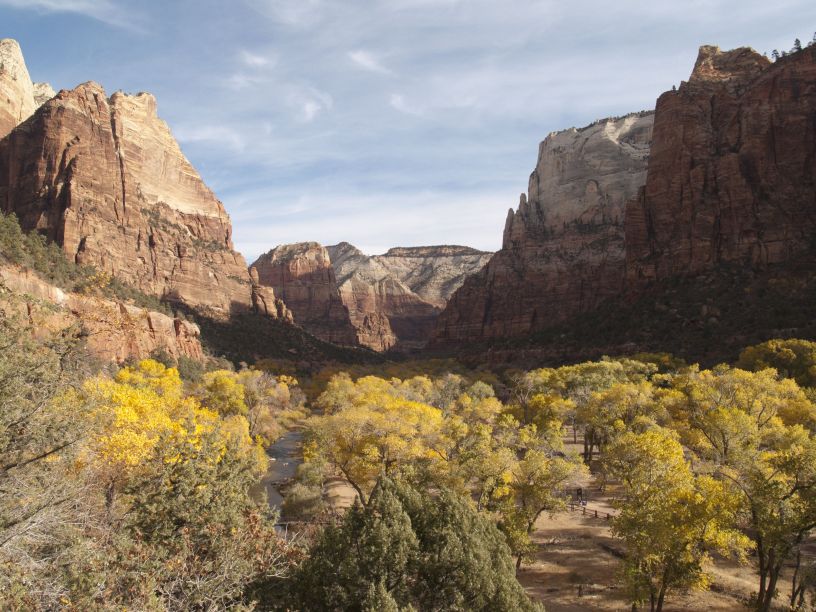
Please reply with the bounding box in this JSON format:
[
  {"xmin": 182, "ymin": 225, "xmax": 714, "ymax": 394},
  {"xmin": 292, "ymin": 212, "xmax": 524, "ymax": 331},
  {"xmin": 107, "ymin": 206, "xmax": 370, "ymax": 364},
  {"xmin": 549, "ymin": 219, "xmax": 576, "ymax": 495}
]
[
  {"xmin": 626, "ymin": 45, "xmax": 816, "ymax": 282},
  {"xmin": 434, "ymin": 43, "xmax": 816, "ymax": 352},
  {"xmin": 433, "ymin": 112, "xmax": 654, "ymax": 344},
  {"xmin": 251, "ymin": 242, "xmax": 359, "ymax": 346},
  {"xmin": 0, "ymin": 41, "xmax": 263, "ymax": 317}
]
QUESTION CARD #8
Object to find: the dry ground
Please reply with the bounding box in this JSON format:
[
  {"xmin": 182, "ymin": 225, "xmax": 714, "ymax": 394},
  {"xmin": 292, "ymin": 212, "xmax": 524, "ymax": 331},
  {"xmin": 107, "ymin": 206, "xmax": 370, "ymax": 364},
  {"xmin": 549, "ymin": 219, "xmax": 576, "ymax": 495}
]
[{"xmin": 519, "ymin": 438, "xmax": 795, "ymax": 611}]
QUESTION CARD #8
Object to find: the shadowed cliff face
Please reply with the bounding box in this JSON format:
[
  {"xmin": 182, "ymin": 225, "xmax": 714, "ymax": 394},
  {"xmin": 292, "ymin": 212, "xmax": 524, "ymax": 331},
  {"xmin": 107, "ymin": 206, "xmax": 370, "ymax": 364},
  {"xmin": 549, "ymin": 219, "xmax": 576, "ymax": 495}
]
[
  {"xmin": 434, "ymin": 43, "xmax": 816, "ymax": 356},
  {"xmin": 433, "ymin": 112, "xmax": 654, "ymax": 344},
  {"xmin": 626, "ymin": 45, "xmax": 816, "ymax": 282}
]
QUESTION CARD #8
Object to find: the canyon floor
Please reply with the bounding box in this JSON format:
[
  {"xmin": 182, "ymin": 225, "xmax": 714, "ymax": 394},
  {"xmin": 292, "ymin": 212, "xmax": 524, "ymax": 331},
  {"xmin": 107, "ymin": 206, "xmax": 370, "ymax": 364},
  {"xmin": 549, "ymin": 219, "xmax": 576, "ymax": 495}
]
[{"xmin": 519, "ymin": 439, "xmax": 791, "ymax": 611}]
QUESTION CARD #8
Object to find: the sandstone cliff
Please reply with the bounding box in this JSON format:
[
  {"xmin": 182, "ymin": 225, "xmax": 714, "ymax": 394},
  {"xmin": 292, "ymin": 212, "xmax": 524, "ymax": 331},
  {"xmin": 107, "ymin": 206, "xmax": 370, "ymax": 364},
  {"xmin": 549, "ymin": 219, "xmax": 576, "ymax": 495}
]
[
  {"xmin": 626, "ymin": 45, "xmax": 816, "ymax": 282},
  {"xmin": 0, "ymin": 79, "xmax": 257, "ymax": 315},
  {"xmin": 0, "ymin": 265, "xmax": 203, "ymax": 363},
  {"xmin": 434, "ymin": 112, "xmax": 654, "ymax": 344},
  {"xmin": 328, "ymin": 242, "xmax": 491, "ymax": 350},
  {"xmin": 0, "ymin": 39, "xmax": 36, "ymax": 139},
  {"xmin": 376, "ymin": 245, "xmax": 493, "ymax": 308},
  {"xmin": 251, "ymin": 242, "xmax": 358, "ymax": 346},
  {"xmin": 434, "ymin": 43, "xmax": 816, "ymax": 358}
]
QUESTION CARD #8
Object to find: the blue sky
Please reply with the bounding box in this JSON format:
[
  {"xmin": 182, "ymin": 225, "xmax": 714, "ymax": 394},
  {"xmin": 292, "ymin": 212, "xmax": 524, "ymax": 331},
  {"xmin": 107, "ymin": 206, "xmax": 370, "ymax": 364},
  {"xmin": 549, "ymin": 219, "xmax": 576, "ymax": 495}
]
[{"xmin": 1, "ymin": 0, "xmax": 814, "ymax": 260}]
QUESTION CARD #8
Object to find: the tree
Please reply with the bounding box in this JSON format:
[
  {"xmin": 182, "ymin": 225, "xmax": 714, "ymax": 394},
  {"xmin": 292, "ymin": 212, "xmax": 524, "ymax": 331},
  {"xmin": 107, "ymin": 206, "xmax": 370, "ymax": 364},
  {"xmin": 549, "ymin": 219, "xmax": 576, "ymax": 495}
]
[
  {"xmin": 668, "ymin": 366, "xmax": 816, "ymax": 611},
  {"xmin": 737, "ymin": 338, "xmax": 816, "ymax": 389},
  {"xmin": 794, "ymin": 38, "xmax": 803, "ymax": 52},
  {"xmin": 499, "ymin": 447, "xmax": 586, "ymax": 568},
  {"xmin": 288, "ymin": 478, "xmax": 541, "ymax": 611},
  {"xmin": 772, "ymin": 49, "xmax": 780, "ymax": 60},
  {"xmin": 0, "ymin": 289, "xmax": 91, "ymax": 607},
  {"xmin": 605, "ymin": 428, "xmax": 749, "ymax": 612},
  {"xmin": 308, "ymin": 378, "xmax": 443, "ymax": 505}
]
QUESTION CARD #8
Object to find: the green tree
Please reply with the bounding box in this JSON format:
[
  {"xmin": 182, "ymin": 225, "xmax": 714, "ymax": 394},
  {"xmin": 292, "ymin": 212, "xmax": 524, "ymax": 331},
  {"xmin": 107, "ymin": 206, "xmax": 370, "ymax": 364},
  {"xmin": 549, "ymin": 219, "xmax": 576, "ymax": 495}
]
[{"xmin": 289, "ymin": 478, "xmax": 540, "ymax": 611}]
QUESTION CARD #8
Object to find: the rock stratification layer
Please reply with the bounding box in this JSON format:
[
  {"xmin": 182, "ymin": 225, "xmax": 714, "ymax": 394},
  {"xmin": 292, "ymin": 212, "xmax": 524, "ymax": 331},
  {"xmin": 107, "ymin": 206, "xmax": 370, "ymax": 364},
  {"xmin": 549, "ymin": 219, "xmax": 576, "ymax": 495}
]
[
  {"xmin": 251, "ymin": 243, "xmax": 359, "ymax": 346},
  {"xmin": 434, "ymin": 112, "xmax": 654, "ymax": 344},
  {"xmin": 0, "ymin": 80, "xmax": 255, "ymax": 315},
  {"xmin": 626, "ymin": 45, "xmax": 816, "ymax": 283}
]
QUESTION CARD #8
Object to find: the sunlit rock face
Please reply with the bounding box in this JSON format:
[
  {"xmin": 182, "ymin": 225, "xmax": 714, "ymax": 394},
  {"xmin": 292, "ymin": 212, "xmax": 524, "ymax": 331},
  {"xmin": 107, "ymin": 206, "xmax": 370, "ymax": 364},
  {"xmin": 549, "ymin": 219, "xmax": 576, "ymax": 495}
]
[
  {"xmin": 0, "ymin": 39, "xmax": 36, "ymax": 139},
  {"xmin": 0, "ymin": 265, "xmax": 205, "ymax": 363},
  {"xmin": 433, "ymin": 112, "xmax": 654, "ymax": 344},
  {"xmin": 252, "ymin": 242, "xmax": 360, "ymax": 346},
  {"xmin": 328, "ymin": 242, "xmax": 492, "ymax": 351},
  {"xmin": 0, "ymin": 77, "xmax": 255, "ymax": 315}
]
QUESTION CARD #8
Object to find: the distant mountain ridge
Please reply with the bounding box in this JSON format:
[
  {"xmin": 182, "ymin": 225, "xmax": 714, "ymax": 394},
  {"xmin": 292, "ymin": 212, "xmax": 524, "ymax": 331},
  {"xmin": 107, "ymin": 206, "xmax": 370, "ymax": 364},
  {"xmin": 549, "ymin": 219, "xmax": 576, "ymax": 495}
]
[{"xmin": 252, "ymin": 241, "xmax": 492, "ymax": 351}]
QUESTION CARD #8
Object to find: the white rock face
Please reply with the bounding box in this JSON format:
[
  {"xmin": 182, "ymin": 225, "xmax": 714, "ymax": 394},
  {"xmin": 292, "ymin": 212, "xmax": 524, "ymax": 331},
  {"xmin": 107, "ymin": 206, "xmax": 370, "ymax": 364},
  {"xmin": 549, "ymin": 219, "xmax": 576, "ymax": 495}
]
[
  {"xmin": 327, "ymin": 242, "xmax": 492, "ymax": 350},
  {"xmin": 109, "ymin": 91, "xmax": 228, "ymax": 219},
  {"xmin": 0, "ymin": 38, "xmax": 36, "ymax": 138},
  {"xmin": 32, "ymin": 82, "xmax": 56, "ymax": 106},
  {"xmin": 435, "ymin": 112, "xmax": 655, "ymax": 344}
]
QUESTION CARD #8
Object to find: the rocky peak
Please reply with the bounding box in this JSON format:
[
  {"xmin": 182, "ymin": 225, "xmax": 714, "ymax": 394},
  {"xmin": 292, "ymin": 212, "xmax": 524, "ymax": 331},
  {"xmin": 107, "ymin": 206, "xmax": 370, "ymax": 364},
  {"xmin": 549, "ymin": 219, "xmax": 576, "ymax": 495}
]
[
  {"xmin": 433, "ymin": 112, "xmax": 654, "ymax": 345},
  {"xmin": 0, "ymin": 59, "xmax": 254, "ymax": 315},
  {"xmin": 0, "ymin": 38, "xmax": 36, "ymax": 138},
  {"xmin": 689, "ymin": 45, "xmax": 770, "ymax": 86},
  {"xmin": 32, "ymin": 82, "xmax": 55, "ymax": 106}
]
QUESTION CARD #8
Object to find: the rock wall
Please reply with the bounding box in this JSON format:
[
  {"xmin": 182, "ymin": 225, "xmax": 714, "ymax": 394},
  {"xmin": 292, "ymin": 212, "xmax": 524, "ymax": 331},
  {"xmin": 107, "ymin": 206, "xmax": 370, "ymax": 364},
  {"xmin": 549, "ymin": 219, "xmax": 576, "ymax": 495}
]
[
  {"xmin": 251, "ymin": 242, "xmax": 359, "ymax": 346},
  {"xmin": 0, "ymin": 39, "xmax": 36, "ymax": 139},
  {"xmin": 328, "ymin": 242, "xmax": 491, "ymax": 350},
  {"xmin": 375, "ymin": 245, "xmax": 493, "ymax": 308},
  {"xmin": 433, "ymin": 112, "xmax": 654, "ymax": 344},
  {"xmin": 0, "ymin": 265, "xmax": 204, "ymax": 363},
  {"xmin": 0, "ymin": 80, "xmax": 255, "ymax": 315},
  {"xmin": 626, "ymin": 45, "xmax": 816, "ymax": 282},
  {"xmin": 434, "ymin": 43, "xmax": 816, "ymax": 352}
]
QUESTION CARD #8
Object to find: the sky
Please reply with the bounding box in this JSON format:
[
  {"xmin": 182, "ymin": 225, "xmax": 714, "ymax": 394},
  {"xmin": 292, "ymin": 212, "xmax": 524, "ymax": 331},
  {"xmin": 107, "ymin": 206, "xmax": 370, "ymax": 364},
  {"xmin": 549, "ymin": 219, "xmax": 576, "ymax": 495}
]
[{"xmin": 1, "ymin": 1, "xmax": 814, "ymax": 260}]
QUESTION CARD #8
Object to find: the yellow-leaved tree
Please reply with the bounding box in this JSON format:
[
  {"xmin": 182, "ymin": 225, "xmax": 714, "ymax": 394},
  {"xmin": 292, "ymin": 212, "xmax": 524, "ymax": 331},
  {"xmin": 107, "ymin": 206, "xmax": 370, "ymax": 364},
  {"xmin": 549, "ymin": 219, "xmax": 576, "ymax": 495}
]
[{"xmin": 605, "ymin": 427, "xmax": 749, "ymax": 612}]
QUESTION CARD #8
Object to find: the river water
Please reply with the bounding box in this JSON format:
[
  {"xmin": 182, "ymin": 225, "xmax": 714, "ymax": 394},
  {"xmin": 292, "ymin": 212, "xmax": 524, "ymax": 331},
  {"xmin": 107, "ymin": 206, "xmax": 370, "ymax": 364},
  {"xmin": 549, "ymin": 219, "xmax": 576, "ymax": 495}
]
[{"xmin": 253, "ymin": 430, "xmax": 303, "ymax": 509}]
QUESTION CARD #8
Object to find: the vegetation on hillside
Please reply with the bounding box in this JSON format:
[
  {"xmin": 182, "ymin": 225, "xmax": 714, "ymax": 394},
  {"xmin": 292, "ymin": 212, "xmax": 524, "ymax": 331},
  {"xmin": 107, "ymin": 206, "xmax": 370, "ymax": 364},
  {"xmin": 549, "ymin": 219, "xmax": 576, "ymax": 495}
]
[{"xmin": 0, "ymin": 210, "xmax": 173, "ymax": 315}]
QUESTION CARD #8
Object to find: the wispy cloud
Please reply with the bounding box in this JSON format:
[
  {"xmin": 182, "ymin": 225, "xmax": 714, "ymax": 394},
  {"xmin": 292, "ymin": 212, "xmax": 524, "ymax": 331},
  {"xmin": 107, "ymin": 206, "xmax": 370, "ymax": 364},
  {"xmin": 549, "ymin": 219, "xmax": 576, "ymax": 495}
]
[
  {"xmin": 174, "ymin": 125, "xmax": 246, "ymax": 153},
  {"xmin": 389, "ymin": 93, "xmax": 423, "ymax": 116},
  {"xmin": 247, "ymin": 0, "xmax": 323, "ymax": 26},
  {"xmin": 348, "ymin": 49, "xmax": 392, "ymax": 75},
  {"xmin": 240, "ymin": 49, "xmax": 275, "ymax": 68},
  {"xmin": 0, "ymin": 0, "xmax": 141, "ymax": 30},
  {"xmin": 8, "ymin": 0, "xmax": 816, "ymax": 258}
]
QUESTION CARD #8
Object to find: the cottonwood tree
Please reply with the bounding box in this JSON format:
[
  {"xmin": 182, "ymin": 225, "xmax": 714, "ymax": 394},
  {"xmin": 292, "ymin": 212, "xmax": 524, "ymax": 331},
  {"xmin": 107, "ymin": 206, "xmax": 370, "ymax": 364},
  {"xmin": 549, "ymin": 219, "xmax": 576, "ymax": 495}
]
[
  {"xmin": 605, "ymin": 428, "xmax": 749, "ymax": 612},
  {"xmin": 668, "ymin": 366, "xmax": 816, "ymax": 612}
]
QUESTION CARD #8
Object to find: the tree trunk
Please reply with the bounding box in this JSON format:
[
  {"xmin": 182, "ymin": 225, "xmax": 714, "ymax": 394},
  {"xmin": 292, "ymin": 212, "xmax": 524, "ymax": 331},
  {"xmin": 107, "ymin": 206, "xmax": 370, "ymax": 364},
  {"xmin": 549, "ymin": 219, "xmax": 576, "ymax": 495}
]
[{"xmin": 791, "ymin": 549, "xmax": 802, "ymax": 609}]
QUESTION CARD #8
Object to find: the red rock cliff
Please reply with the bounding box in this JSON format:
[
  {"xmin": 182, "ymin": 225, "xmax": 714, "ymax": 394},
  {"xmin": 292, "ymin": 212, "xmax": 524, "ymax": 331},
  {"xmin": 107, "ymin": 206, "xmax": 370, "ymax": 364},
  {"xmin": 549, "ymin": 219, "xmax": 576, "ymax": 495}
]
[
  {"xmin": 0, "ymin": 77, "xmax": 255, "ymax": 316},
  {"xmin": 626, "ymin": 45, "xmax": 816, "ymax": 282},
  {"xmin": 251, "ymin": 242, "xmax": 359, "ymax": 346}
]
